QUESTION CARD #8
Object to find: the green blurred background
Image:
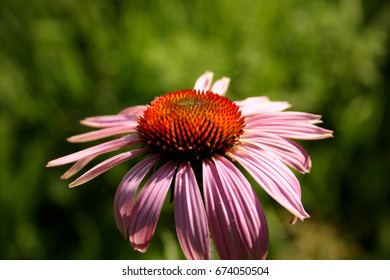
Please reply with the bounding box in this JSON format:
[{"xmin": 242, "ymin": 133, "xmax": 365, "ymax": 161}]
[{"xmin": 1, "ymin": 0, "xmax": 389, "ymax": 259}]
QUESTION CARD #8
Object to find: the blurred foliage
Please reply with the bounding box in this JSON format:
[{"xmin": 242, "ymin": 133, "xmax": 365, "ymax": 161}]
[{"xmin": 0, "ymin": 0, "xmax": 389, "ymax": 259}]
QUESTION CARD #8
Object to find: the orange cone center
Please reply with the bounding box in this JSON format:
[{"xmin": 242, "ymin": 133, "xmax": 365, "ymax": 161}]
[{"xmin": 137, "ymin": 90, "xmax": 245, "ymax": 160}]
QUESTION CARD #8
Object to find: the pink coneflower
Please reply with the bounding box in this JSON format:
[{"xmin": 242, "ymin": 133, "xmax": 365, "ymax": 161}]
[{"xmin": 47, "ymin": 71, "xmax": 333, "ymax": 260}]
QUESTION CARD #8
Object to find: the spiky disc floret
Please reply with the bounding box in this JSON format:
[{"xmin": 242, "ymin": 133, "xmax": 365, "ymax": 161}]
[{"xmin": 137, "ymin": 90, "xmax": 245, "ymax": 160}]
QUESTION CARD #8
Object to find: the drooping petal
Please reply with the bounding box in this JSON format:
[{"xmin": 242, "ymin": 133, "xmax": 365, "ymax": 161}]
[
  {"xmin": 69, "ymin": 148, "xmax": 147, "ymax": 187},
  {"xmin": 211, "ymin": 77, "xmax": 230, "ymax": 96},
  {"xmin": 229, "ymin": 144, "xmax": 310, "ymax": 221},
  {"xmin": 241, "ymin": 131, "xmax": 312, "ymax": 173},
  {"xmin": 60, "ymin": 155, "xmax": 97, "ymax": 179},
  {"xmin": 174, "ymin": 162, "xmax": 210, "ymax": 260},
  {"xmin": 203, "ymin": 159, "xmax": 248, "ymax": 260},
  {"xmin": 67, "ymin": 124, "xmax": 138, "ymax": 143},
  {"xmin": 194, "ymin": 71, "xmax": 213, "ymax": 92},
  {"xmin": 235, "ymin": 97, "xmax": 291, "ymax": 116},
  {"xmin": 213, "ymin": 156, "xmax": 269, "ymax": 259},
  {"xmin": 129, "ymin": 161, "xmax": 177, "ymax": 253},
  {"xmin": 114, "ymin": 155, "xmax": 161, "ymax": 237},
  {"xmin": 46, "ymin": 134, "xmax": 140, "ymax": 167}
]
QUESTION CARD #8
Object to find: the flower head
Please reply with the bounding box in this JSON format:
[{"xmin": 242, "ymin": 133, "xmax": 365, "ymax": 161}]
[{"xmin": 47, "ymin": 71, "xmax": 333, "ymax": 259}]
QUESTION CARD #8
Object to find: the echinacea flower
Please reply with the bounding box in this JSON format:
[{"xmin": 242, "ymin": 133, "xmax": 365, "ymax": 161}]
[{"xmin": 47, "ymin": 71, "xmax": 333, "ymax": 260}]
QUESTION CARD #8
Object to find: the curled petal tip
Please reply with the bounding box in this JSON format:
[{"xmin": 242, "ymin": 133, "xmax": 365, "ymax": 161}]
[
  {"xmin": 290, "ymin": 213, "xmax": 310, "ymax": 224},
  {"xmin": 133, "ymin": 246, "xmax": 147, "ymax": 254},
  {"xmin": 290, "ymin": 216, "xmax": 298, "ymax": 224}
]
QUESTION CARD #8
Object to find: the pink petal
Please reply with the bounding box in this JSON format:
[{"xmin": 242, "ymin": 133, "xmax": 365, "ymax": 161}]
[
  {"xmin": 229, "ymin": 144, "xmax": 310, "ymax": 221},
  {"xmin": 174, "ymin": 162, "xmax": 211, "ymax": 260},
  {"xmin": 80, "ymin": 115, "xmax": 137, "ymax": 128},
  {"xmin": 211, "ymin": 77, "xmax": 230, "ymax": 96},
  {"xmin": 114, "ymin": 155, "xmax": 161, "ymax": 237},
  {"xmin": 213, "ymin": 156, "xmax": 269, "ymax": 259},
  {"xmin": 203, "ymin": 159, "xmax": 248, "ymax": 259},
  {"xmin": 246, "ymin": 111, "xmax": 324, "ymax": 125},
  {"xmin": 60, "ymin": 155, "xmax": 97, "ymax": 179},
  {"xmin": 67, "ymin": 124, "xmax": 137, "ymax": 143},
  {"xmin": 235, "ymin": 96, "xmax": 271, "ymax": 105},
  {"xmin": 235, "ymin": 97, "xmax": 291, "ymax": 116},
  {"xmin": 69, "ymin": 148, "xmax": 147, "ymax": 187},
  {"xmin": 246, "ymin": 123, "xmax": 333, "ymax": 140},
  {"xmin": 129, "ymin": 161, "xmax": 177, "ymax": 253},
  {"xmin": 46, "ymin": 134, "xmax": 140, "ymax": 167},
  {"xmin": 79, "ymin": 105, "xmax": 146, "ymax": 128},
  {"xmin": 194, "ymin": 71, "xmax": 214, "ymax": 92},
  {"xmin": 241, "ymin": 131, "xmax": 312, "ymax": 173},
  {"xmin": 119, "ymin": 105, "xmax": 147, "ymax": 117},
  {"xmin": 245, "ymin": 112, "xmax": 333, "ymax": 140}
]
